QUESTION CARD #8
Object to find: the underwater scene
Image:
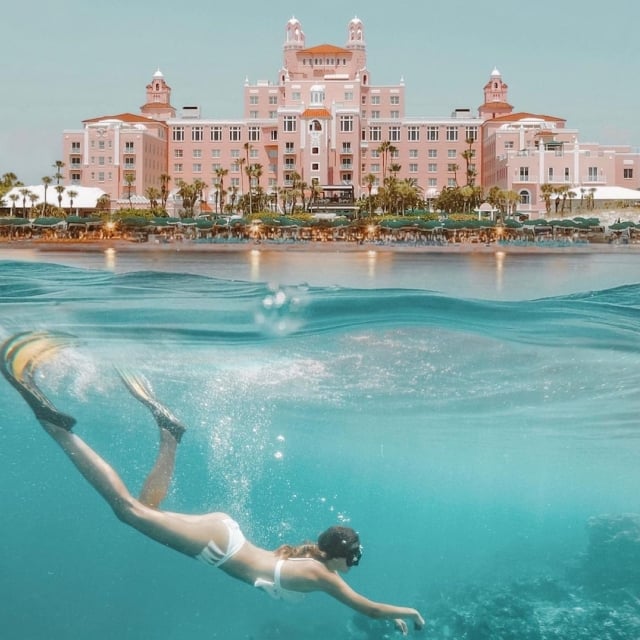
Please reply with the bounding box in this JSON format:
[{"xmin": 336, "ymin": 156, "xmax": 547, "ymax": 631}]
[{"xmin": 1, "ymin": 251, "xmax": 640, "ymax": 639}]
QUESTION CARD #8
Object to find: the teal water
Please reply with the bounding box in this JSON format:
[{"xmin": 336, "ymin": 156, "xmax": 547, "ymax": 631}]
[{"xmin": 1, "ymin": 251, "xmax": 640, "ymax": 639}]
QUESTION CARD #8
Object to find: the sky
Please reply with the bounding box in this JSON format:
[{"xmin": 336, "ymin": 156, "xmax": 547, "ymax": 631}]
[{"xmin": 1, "ymin": 0, "xmax": 638, "ymax": 185}]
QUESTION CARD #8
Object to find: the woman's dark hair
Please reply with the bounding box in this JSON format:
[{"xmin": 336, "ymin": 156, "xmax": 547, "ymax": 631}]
[
  {"xmin": 317, "ymin": 526, "xmax": 360, "ymax": 560},
  {"xmin": 275, "ymin": 526, "xmax": 361, "ymax": 564}
]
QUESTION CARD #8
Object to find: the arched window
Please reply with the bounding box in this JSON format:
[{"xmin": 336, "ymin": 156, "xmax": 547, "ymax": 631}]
[
  {"xmin": 310, "ymin": 120, "xmax": 322, "ymax": 132},
  {"xmin": 519, "ymin": 190, "xmax": 530, "ymax": 205}
]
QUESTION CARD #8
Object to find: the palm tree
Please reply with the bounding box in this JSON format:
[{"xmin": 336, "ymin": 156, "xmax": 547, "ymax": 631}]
[
  {"xmin": 145, "ymin": 187, "xmax": 161, "ymax": 213},
  {"xmin": 540, "ymin": 183, "xmax": 554, "ymax": 216},
  {"xmin": 42, "ymin": 176, "xmax": 53, "ymax": 216},
  {"xmin": 19, "ymin": 187, "xmax": 29, "ymax": 218},
  {"xmin": 214, "ymin": 167, "xmax": 228, "ymax": 214},
  {"xmin": 66, "ymin": 189, "xmax": 79, "ymax": 216},
  {"xmin": 54, "ymin": 185, "xmax": 65, "ymax": 212},
  {"xmin": 364, "ymin": 173, "xmax": 376, "ymax": 217},
  {"xmin": 123, "ymin": 173, "xmax": 135, "ymax": 208},
  {"xmin": 461, "ymin": 137, "xmax": 476, "ymax": 186},
  {"xmin": 9, "ymin": 192, "xmax": 19, "ymax": 217},
  {"xmin": 159, "ymin": 173, "xmax": 171, "ymax": 210},
  {"xmin": 28, "ymin": 192, "xmax": 39, "ymax": 219},
  {"xmin": 237, "ymin": 157, "xmax": 246, "ymax": 200},
  {"xmin": 376, "ymin": 141, "xmax": 396, "ymax": 183},
  {"xmin": 52, "ymin": 160, "xmax": 65, "ymax": 185}
]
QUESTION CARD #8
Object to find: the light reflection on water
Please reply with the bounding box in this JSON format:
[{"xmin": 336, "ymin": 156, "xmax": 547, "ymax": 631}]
[{"xmin": 3, "ymin": 245, "xmax": 640, "ymax": 298}]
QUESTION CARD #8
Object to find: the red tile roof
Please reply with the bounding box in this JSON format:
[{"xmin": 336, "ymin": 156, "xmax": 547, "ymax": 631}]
[
  {"xmin": 300, "ymin": 44, "xmax": 350, "ymax": 55},
  {"xmin": 490, "ymin": 111, "xmax": 565, "ymax": 123},
  {"xmin": 301, "ymin": 108, "xmax": 332, "ymax": 119},
  {"xmin": 82, "ymin": 112, "xmax": 165, "ymax": 125}
]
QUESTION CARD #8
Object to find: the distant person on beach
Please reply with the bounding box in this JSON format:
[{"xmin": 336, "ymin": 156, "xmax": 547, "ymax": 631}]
[{"xmin": 1, "ymin": 331, "xmax": 425, "ymax": 635}]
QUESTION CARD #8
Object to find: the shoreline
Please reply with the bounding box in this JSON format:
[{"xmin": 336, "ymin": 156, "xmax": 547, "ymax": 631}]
[{"xmin": 1, "ymin": 237, "xmax": 640, "ymax": 255}]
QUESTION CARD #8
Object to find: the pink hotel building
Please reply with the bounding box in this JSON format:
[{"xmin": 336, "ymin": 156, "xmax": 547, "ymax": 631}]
[{"xmin": 62, "ymin": 16, "xmax": 640, "ymax": 216}]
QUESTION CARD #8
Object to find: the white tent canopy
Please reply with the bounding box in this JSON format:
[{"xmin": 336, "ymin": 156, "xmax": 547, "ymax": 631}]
[
  {"xmin": 1, "ymin": 185, "xmax": 107, "ymax": 210},
  {"xmin": 577, "ymin": 186, "xmax": 640, "ymax": 201}
]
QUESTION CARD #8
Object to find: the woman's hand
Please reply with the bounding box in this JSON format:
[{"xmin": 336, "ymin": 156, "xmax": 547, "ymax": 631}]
[
  {"xmin": 393, "ymin": 618, "xmax": 408, "ymax": 635},
  {"xmin": 392, "ymin": 609, "xmax": 425, "ymax": 635}
]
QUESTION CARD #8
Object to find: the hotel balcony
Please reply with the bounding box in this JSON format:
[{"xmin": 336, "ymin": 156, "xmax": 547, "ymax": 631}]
[
  {"xmin": 341, "ymin": 147, "xmax": 353, "ymax": 155},
  {"xmin": 582, "ymin": 175, "xmax": 607, "ymax": 183},
  {"xmin": 283, "ymin": 164, "xmax": 296, "ymax": 171},
  {"xmin": 340, "ymin": 163, "xmax": 353, "ymax": 170}
]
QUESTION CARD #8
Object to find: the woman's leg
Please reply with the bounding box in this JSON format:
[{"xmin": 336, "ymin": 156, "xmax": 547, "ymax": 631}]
[
  {"xmin": 139, "ymin": 428, "xmax": 178, "ymax": 508},
  {"xmin": 117, "ymin": 370, "xmax": 186, "ymax": 508},
  {"xmin": 2, "ymin": 332, "xmax": 214, "ymax": 556}
]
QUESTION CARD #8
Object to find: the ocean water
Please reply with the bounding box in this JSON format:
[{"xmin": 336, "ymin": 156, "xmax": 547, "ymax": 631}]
[{"xmin": 1, "ymin": 248, "xmax": 640, "ymax": 639}]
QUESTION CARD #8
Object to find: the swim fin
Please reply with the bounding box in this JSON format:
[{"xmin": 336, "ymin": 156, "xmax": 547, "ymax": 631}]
[
  {"xmin": 116, "ymin": 368, "xmax": 186, "ymax": 443},
  {"xmin": 0, "ymin": 331, "xmax": 77, "ymax": 430}
]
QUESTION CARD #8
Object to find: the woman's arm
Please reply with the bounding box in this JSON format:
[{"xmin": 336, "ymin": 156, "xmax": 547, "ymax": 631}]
[{"xmin": 313, "ymin": 568, "xmax": 424, "ymax": 634}]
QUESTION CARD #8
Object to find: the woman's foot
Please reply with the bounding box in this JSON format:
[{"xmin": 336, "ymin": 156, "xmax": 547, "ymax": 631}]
[
  {"xmin": 117, "ymin": 369, "xmax": 186, "ymax": 443},
  {"xmin": 0, "ymin": 331, "xmax": 77, "ymax": 430}
]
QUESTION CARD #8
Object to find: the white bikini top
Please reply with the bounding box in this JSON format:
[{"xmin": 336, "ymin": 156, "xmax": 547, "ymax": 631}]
[{"xmin": 254, "ymin": 558, "xmax": 306, "ymax": 603}]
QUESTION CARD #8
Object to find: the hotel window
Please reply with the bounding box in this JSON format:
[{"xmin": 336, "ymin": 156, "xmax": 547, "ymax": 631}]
[
  {"xmin": 407, "ymin": 126, "xmax": 420, "ymax": 141},
  {"xmin": 390, "ymin": 111, "xmax": 400, "ymax": 119},
  {"xmin": 504, "ymin": 141, "xmax": 514, "ymax": 149},
  {"xmin": 428, "ymin": 149, "xmax": 437, "ymax": 158},
  {"xmin": 211, "ymin": 127, "xmax": 222, "ymax": 141},
  {"xmin": 340, "ymin": 116, "xmax": 354, "ymax": 132},
  {"xmin": 211, "ymin": 149, "xmax": 220, "ymax": 158},
  {"xmin": 270, "ymin": 131, "xmax": 278, "ymax": 142},
  {"xmin": 465, "ymin": 126, "xmax": 478, "ymax": 141},
  {"xmin": 369, "ymin": 126, "xmax": 382, "ymax": 142},
  {"xmin": 447, "ymin": 178, "xmax": 456, "ymax": 187},
  {"xmin": 428, "ymin": 163, "xmax": 437, "ymax": 172},
  {"xmin": 292, "ymin": 92, "xmax": 301, "ymax": 101},
  {"xmin": 250, "ymin": 111, "xmax": 259, "ymax": 119},
  {"xmin": 447, "ymin": 149, "xmax": 457, "ymax": 158},
  {"xmin": 311, "ymin": 163, "xmax": 319, "ymax": 171},
  {"xmin": 566, "ymin": 167, "xmax": 572, "ymax": 181},
  {"xmin": 311, "ymin": 147, "xmax": 319, "ymax": 155},
  {"xmin": 446, "ymin": 127, "xmax": 458, "ymax": 141},
  {"xmin": 409, "ymin": 149, "xmax": 418, "ymax": 158},
  {"xmin": 269, "ymin": 95, "xmax": 278, "ymax": 105},
  {"xmin": 174, "ymin": 149, "xmax": 183, "ymax": 158},
  {"xmin": 231, "ymin": 162, "xmax": 240, "ymax": 172},
  {"xmin": 548, "ymin": 167, "xmax": 554, "ymax": 181},
  {"xmin": 447, "ymin": 163, "xmax": 458, "ymax": 172},
  {"xmin": 371, "ymin": 110, "xmax": 380, "ymax": 119},
  {"xmin": 71, "ymin": 141, "xmax": 81, "ymax": 151},
  {"xmin": 391, "ymin": 149, "xmax": 399, "ymax": 159},
  {"xmin": 426, "ymin": 127, "xmax": 439, "ymax": 141},
  {"xmin": 192, "ymin": 126, "xmax": 203, "ymax": 142},
  {"xmin": 342, "ymin": 142, "xmax": 352, "ymax": 153},
  {"xmin": 193, "ymin": 163, "xmax": 202, "ymax": 173},
  {"xmin": 71, "ymin": 172, "xmax": 80, "ymax": 183},
  {"xmin": 390, "ymin": 95, "xmax": 400, "ymax": 105},
  {"xmin": 230, "ymin": 149, "xmax": 240, "ymax": 158},
  {"xmin": 231, "ymin": 178, "xmax": 240, "ymax": 188},
  {"xmin": 519, "ymin": 167, "xmax": 529, "ymax": 181},
  {"xmin": 211, "ymin": 163, "xmax": 221, "ymax": 171},
  {"xmin": 409, "ymin": 163, "xmax": 418, "ymax": 173},
  {"xmin": 283, "ymin": 116, "xmax": 297, "ymax": 132},
  {"xmin": 98, "ymin": 141, "xmax": 105, "ymax": 150},
  {"xmin": 124, "ymin": 142, "xmax": 134, "ymax": 152},
  {"xmin": 98, "ymin": 172, "xmax": 105, "ymax": 182},
  {"xmin": 285, "ymin": 142, "xmax": 295, "ymax": 153},
  {"xmin": 389, "ymin": 126, "xmax": 401, "ymax": 141},
  {"xmin": 249, "ymin": 95, "xmax": 259, "ymax": 105},
  {"xmin": 174, "ymin": 163, "xmax": 183, "ymax": 172},
  {"xmin": 344, "ymin": 91, "xmax": 353, "ymax": 101},
  {"xmin": 248, "ymin": 127, "xmax": 260, "ymax": 141},
  {"xmin": 371, "ymin": 163, "xmax": 380, "ymax": 173},
  {"xmin": 428, "ymin": 178, "xmax": 437, "ymax": 187},
  {"xmin": 624, "ymin": 168, "xmax": 634, "ymax": 179},
  {"xmin": 172, "ymin": 127, "xmax": 184, "ymax": 141},
  {"xmin": 250, "ymin": 148, "xmax": 259, "ymax": 159},
  {"xmin": 268, "ymin": 110, "xmax": 277, "ymax": 118},
  {"xmin": 98, "ymin": 157, "xmax": 105, "ymax": 165},
  {"xmin": 371, "ymin": 95, "xmax": 380, "ymax": 105},
  {"xmin": 229, "ymin": 127, "xmax": 241, "ymax": 141}
]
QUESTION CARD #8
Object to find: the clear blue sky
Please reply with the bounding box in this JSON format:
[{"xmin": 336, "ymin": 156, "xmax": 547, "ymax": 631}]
[{"xmin": 2, "ymin": 0, "xmax": 638, "ymax": 184}]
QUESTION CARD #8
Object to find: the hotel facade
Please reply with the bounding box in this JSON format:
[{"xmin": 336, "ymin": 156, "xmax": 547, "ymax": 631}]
[{"xmin": 62, "ymin": 16, "xmax": 640, "ymax": 216}]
